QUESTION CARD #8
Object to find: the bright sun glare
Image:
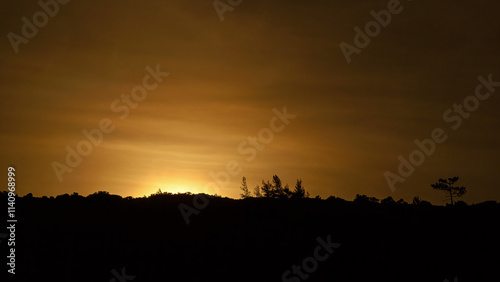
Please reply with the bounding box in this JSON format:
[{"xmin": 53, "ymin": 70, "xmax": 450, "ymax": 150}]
[
  {"xmin": 135, "ymin": 169, "xmax": 193, "ymax": 195},
  {"xmin": 139, "ymin": 172, "xmax": 211, "ymax": 197},
  {"xmin": 145, "ymin": 180, "xmax": 201, "ymax": 196},
  {"xmin": 158, "ymin": 185, "xmax": 195, "ymax": 194}
]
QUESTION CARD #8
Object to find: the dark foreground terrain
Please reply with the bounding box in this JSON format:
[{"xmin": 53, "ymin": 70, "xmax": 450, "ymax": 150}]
[{"xmin": 1, "ymin": 192, "xmax": 499, "ymax": 282}]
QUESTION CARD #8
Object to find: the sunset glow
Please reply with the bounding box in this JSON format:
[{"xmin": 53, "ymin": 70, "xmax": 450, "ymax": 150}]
[{"xmin": 1, "ymin": 0, "xmax": 499, "ymax": 204}]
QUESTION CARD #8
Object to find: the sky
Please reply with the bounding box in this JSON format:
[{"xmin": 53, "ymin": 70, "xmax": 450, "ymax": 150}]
[{"xmin": 1, "ymin": 0, "xmax": 499, "ymax": 205}]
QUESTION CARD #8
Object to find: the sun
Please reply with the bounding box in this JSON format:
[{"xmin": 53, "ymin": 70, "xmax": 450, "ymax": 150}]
[
  {"xmin": 144, "ymin": 178, "xmax": 202, "ymax": 196},
  {"xmin": 138, "ymin": 171, "xmax": 216, "ymax": 197},
  {"xmin": 156, "ymin": 185, "xmax": 195, "ymax": 194}
]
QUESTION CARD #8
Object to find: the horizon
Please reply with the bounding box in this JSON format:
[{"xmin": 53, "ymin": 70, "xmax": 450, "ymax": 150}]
[{"xmin": 13, "ymin": 184, "xmax": 494, "ymax": 207}]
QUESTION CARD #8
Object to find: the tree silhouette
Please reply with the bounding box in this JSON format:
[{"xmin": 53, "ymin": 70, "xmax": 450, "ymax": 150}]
[
  {"xmin": 240, "ymin": 177, "xmax": 251, "ymax": 199},
  {"xmin": 272, "ymin": 175, "xmax": 286, "ymax": 198},
  {"xmin": 250, "ymin": 176, "xmax": 310, "ymax": 199},
  {"xmin": 283, "ymin": 184, "xmax": 292, "ymax": 198},
  {"xmin": 253, "ymin": 185, "xmax": 262, "ymax": 198},
  {"xmin": 261, "ymin": 180, "xmax": 274, "ymax": 198},
  {"xmin": 396, "ymin": 198, "xmax": 408, "ymax": 205},
  {"xmin": 412, "ymin": 196, "xmax": 422, "ymax": 205},
  {"xmin": 412, "ymin": 196, "xmax": 432, "ymax": 206},
  {"xmin": 291, "ymin": 179, "xmax": 308, "ymax": 199},
  {"xmin": 354, "ymin": 194, "xmax": 379, "ymax": 204},
  {"xmin": 431, "ymin": 177, "xmax": 466, "ymax": 205},
  {"xmin": 381, "ymin": 196, "xmax": 396, "ymax": 205}
]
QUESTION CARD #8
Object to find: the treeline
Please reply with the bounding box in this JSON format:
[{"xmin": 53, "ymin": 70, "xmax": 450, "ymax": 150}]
[
  {"xmin": 0, "ymin": 190, "xmax": 475, "ymax": 208},
  {"xmin": 236, "ymin": 175, "xmax": 455, "ymax": 206},
  {"xmin": 0, "ymin": 183, "xmax": 482, "ymax": 208},
  {"xmin": 239, "ymin": 175, "xmax": 309, "ymax": 199}
]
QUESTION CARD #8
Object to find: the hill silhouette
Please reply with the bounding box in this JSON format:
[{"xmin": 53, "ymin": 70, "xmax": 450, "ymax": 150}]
[{"xmin": 1, "ymin": 191, "xmax": 499, "ymax": 282}]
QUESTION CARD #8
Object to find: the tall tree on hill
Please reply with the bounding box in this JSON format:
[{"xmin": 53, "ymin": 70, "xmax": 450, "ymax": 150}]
[
  {"xmin": 253, "ymin": 185, "xmax": 262, "ymax": 198},
  {"xmin": 283, "ymin": 183, "xmax": 293, "ymax": 198},
  {"xmin": 292, "ymin": 179, "xmax": 308, "ymax": 199},
  {"xmin": 240, "ymin": 177, "xmax": 251, "ymax": 199},
  {"xmin": 261, "ymin": 180, "xmax": 274, "ymax": 198},
  {"xmin": 272, "ymin": 175, "xmax": 287, "ymax": 199},
  {"xmin": 431, "ymin": 177, "xmax": 466, "ymax": 205}
]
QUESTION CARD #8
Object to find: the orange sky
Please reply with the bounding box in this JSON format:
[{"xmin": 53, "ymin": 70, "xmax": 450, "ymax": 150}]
[{"xmin": 1, "ymin": 0, "xmax": 499, "ymax": 204}]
